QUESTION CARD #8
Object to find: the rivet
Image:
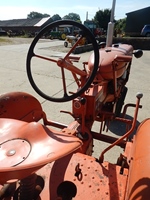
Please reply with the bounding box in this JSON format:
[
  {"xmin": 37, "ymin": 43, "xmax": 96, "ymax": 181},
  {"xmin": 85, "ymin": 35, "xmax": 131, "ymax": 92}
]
[{"xmin": 7, "ymin": 149, "xmax": 16, "ymax": 156}]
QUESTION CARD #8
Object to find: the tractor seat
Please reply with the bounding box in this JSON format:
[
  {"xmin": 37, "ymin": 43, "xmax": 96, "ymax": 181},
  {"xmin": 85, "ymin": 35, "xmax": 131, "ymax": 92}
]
[{"xmin": 0, "ymin": 118, "xmax": 82, "ymax": 184}]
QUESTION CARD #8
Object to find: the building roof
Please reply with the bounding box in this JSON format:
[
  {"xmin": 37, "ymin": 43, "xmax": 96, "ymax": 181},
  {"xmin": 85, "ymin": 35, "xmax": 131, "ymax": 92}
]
[
  {"xmin": 126, "ymin": 6, "xmax": 150, "ymax": 16},
  {"xmin": 0, "ymin": 17, "xmax": 51, "ymax": 27},
  {"xmin": 125, "ymin": 6, "xmax": 150, "ymax": 36}
]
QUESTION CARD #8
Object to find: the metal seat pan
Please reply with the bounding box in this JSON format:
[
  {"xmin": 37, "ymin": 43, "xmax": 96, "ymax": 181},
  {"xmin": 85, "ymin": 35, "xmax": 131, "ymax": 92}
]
[{"xmin": 0, "ymin": 118, "xmax": 82, "ymax": 183}]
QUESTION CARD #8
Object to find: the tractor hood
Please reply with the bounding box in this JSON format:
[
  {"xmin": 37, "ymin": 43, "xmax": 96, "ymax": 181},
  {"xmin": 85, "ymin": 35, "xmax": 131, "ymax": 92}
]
[{"xmin": 88, "ymin": 44, "xmax": 133, "ymax": 80}]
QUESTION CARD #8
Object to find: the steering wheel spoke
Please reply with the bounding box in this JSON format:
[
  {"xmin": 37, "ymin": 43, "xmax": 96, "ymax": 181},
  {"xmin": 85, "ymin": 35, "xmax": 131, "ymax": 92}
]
[
  {"xmin": 35, "ymin": 53, "xmax": 58, "ymax": 63},
  {"xmin": 60, "ymin": 66, "xmax": 67, "ymax": 95},
  {"xmin": 26, "ymin": 20, "xmax": 99, "ymax": 102},
  {"xmin": 64, "ymin": 35, "xmax": 84, "ymax": 60}
]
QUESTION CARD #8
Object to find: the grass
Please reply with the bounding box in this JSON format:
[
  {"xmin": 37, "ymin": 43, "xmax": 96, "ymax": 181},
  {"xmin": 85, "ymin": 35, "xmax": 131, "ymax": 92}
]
[{"xmin": 0, "ymin": 37, "xmax": 12, "ymax": 44}]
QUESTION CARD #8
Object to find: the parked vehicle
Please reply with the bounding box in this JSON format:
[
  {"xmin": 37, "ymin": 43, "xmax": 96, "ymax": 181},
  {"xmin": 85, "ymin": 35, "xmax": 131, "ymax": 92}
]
[
  {"xmin": 141, "ymin": 24, "xmax": 150, "ymax": 37},
  {"xmin": 49, "ymin": 30, "xmax": 65, "ymax": 40},
  {"xmin": 84, "ymin": 20, "xmax": 105, "ymax": 37},
  {"xmin": 64, "ymin": 34, "xmax": 86, "ymax": 47},
  {"xmin": 0, "ymin": 17, "xmax": 145, "ymax": 199},
  {"xmin": 49, "ymin": 26, "xmax": 71, "ymax": 40}
]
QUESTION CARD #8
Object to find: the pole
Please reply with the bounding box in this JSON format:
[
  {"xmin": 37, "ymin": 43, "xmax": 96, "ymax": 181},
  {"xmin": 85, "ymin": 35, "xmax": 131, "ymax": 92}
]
[
  {"xmin": 106, "ymin": 0, "xmax": 116, "ymax": 47},
  {"xmin": 110, "ymin": 0, "xmax": 116, "ymax": 22}
]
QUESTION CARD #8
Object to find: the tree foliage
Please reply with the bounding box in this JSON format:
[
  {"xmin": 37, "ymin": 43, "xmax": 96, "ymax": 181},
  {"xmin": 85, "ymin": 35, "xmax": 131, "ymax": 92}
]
[
  {"xmin": 27, "ymin": 11, "xmax": 50, "ymax": 19},
  {"xmin": 51, "ymin": 14, "xmax": 61, "ymax": 21},
  {"xmin": 63, "ymin": 13, "xmax": 81, "ymax": 22},
  {"xmin": 94, "ymin": 9, "xmax": 111, "ymax": 30},
  {"xmin": 115, "ymin": 18, "xmax": 126, "ymax": 33},
  {"xmin": 27, "ymin": 10, "xmax": 126, "ymax": 32}
]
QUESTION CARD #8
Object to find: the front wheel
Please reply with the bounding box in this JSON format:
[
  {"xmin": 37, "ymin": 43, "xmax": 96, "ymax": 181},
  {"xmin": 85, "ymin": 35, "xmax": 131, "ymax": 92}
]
[{"xmin": 64, "ymin": 41, "xmax": 68, "ymax": 47}]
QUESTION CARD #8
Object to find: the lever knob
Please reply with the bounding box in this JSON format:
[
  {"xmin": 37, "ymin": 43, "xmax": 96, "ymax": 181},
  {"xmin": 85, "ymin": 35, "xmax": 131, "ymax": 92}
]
[{"xmin": 136, "ymin": 92, "xmax": 143, "ymax": 99}]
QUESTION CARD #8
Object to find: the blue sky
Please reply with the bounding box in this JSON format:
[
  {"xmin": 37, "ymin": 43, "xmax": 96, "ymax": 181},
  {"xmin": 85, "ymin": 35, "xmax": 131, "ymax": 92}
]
[{"xmin": 0, "ymin": 0, "xmax": 149, "ymax": 22}]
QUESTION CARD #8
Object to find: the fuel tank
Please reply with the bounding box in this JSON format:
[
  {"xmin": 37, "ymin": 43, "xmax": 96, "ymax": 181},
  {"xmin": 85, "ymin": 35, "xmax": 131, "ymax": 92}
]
[
  {"xmin": 88, "ymin": 44, "xmax": 133, "ymax": 80},
  {"xmin": 125, "ymin": 118, "xmax": 150, "ymax": 200}
]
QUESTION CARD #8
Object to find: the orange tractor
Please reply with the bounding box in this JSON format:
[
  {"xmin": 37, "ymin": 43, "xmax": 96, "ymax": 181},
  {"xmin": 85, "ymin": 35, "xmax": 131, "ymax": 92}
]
[{"xmin": 0, "ymin": 2, "xmax": 149, "ymax": 199}]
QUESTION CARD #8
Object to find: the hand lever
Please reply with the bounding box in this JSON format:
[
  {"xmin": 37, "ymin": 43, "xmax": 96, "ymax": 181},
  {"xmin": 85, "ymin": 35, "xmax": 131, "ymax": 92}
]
[{"xmin": 99, "ymin": 92, "xmax": 143, "ymax": 163}]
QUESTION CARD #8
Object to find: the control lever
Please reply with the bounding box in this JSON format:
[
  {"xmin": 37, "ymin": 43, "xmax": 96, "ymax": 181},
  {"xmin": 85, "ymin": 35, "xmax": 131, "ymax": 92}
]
[{"xmin": 99, "ymin": 92, "xmax": 143, "ymax": 163}]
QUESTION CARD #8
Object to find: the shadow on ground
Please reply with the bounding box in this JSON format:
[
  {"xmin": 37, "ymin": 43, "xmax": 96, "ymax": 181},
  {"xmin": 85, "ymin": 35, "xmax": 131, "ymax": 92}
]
[{"xmin": 108, "ymin": 114, "xmax": 141, "ymax": 139}]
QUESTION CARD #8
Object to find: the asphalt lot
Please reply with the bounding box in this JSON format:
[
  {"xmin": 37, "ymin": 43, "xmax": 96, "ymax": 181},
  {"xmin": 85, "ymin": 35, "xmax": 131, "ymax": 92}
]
[{"xmin": 0, "ymin": 39, "xmax": 150, "ymax": 161}]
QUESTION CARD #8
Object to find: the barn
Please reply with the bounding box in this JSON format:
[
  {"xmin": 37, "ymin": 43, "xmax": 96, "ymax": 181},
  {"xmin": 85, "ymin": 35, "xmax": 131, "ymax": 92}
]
[
  {"xmin": 0, "ymin": 17, "xmax": 52, "ymax": 36},
  {"xmin": 125, "ymin": 7, "xmax": 150, "ymax": 36}
]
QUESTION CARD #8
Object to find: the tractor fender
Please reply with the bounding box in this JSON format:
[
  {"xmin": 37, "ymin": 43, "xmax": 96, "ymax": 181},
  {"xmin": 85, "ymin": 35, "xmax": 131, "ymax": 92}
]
[
  {"xmin": 0, "ymin": 92, "xmax": 43, "ymax": 122},
  {"xmin": 125, "ymin": 118, "xmax": 150, "ymax": 200}
]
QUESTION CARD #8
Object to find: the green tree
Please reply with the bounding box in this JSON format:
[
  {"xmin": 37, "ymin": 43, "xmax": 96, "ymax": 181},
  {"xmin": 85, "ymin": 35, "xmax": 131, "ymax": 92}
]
[
  {"xmin": 94, "ymin": 9, "xmax": 111, "ymax": 30},
  {"xmin": 51, "ymin": 14, "xmax": 61, "ymax": 22},
  {"xmin": 27, "ymin": 11, "xmax": 50, "ymax": 19},
  {"xmin": 63, "ymin": 13, "xmax": 81, "ymax": 22},
  {"xmin": 115, "ymin": 18, "xmax": 126, "ymax": 34}
]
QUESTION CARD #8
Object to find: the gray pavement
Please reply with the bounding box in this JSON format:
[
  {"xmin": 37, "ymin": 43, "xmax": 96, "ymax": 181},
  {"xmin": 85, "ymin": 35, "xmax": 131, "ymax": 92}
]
[{"xmin": 0, "ymin": 39, "xmax": 150, "ymax": 162}]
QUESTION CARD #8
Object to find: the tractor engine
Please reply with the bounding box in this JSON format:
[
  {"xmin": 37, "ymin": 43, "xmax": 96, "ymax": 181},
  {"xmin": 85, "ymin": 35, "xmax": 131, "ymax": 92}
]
[{"xmin": 72, "ymin": 44, "xmax": 133, "ymax": 124}]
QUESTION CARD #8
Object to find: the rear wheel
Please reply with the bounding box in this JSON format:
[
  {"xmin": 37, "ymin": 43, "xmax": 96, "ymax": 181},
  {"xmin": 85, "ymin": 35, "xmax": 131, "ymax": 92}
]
[
  {"xmin": 61, "ymin": 33, "xmax": 66, "ymax": 40},
  {"xmin": 71, "ymin": 39, "xmax": 76, "ymax": 46}
]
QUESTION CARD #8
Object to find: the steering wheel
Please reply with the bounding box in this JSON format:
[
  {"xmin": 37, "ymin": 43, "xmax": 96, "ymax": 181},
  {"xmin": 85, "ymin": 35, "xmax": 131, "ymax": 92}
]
[{"xmin": 26, "ymin": 20, "xmax": 99, "ymax": 102}]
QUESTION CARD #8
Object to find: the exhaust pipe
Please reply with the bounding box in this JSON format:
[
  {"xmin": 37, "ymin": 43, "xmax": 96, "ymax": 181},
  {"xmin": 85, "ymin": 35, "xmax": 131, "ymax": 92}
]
[{"xmin": 106, "ymin": 0, "xmax": 116, "ymax": 47}]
